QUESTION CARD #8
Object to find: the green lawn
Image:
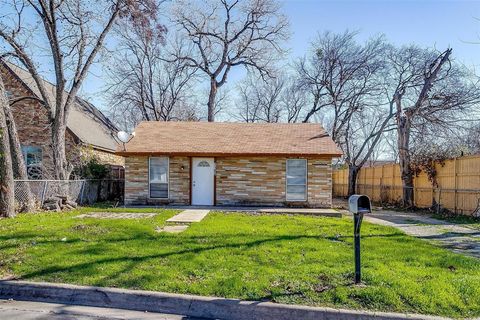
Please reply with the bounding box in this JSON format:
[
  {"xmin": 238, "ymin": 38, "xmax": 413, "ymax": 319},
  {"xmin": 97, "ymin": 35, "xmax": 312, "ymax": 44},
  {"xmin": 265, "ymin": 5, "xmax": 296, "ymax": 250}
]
[
  {"xmin": 432, "ymin": 212, "xmax": 480, "ymax": 231},
  {"xmin": 1, "ymin": 207, "xmax": 480, "ymax": 318}
]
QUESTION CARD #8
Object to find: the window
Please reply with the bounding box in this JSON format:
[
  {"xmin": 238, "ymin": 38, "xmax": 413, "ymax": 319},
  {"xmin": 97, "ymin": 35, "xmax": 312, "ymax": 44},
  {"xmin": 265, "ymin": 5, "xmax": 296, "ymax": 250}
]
[
  {"xmin": 286, "ymin": 159, "xmax": 307, "ymax": 201},
  {"xmin": 21, "ymin": 146, "xmax": 42, "ymax": 179},
  {"xmin": 149, "ymin": 157, "xmax": 169, "ymax": 198},
  {"xmin": 197, "ymin": 161, "xmax": 210, "ymax": 167}
]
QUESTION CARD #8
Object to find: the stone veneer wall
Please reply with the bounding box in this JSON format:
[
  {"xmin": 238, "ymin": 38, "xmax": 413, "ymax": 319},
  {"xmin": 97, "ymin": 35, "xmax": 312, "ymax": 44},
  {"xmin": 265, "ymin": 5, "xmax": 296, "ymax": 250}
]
[
  {"xmin": 215, "ymin": 157, "xmax": 332, "ymax": 207},
  {"xmin": 124, "ymin": 156, "xmax": 190, "ymax": 205},
  {"xmin": 124, "ymin": 155, "xmax": 333, "ymax": 207}
]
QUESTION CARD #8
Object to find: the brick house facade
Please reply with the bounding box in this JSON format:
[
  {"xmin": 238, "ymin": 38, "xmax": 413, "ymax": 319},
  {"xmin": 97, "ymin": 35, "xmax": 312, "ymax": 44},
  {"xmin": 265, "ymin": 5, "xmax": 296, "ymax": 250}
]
[
  {"xmin": 124, "ymin": 156, "xmax": 333, "ymax": 207},
  {"xmin": 119, "ymin": 122, "xmax": 341, "ymax": 208},
  {"xmin": 1, "ymin": 61, "xmax": 124, "ymax": 178}
]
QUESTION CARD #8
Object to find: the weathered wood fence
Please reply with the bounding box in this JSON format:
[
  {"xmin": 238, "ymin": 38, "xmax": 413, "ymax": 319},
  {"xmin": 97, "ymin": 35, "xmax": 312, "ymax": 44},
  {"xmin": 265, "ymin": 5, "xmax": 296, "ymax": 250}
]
[{"xmin": 332, "ymin": 155, "xmax": 480, "ymax": 215}]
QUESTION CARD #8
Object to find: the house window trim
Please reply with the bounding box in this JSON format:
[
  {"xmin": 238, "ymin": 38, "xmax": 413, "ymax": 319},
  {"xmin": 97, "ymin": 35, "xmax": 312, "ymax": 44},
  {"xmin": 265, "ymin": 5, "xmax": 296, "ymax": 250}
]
[
  {"xmin": 148, "ymin": 156, "xmax": 170, "ymax": 199},
  {"xmin": 285, "ymin": 158, "xmax": 308, "ymax": 202}
]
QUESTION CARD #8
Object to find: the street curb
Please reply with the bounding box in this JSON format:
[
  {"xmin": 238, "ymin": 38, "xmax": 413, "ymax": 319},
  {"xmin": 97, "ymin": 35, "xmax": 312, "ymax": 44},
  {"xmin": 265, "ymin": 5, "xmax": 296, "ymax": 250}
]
[{"xmin": 0, "ymin": 280, "xmax": 449, "ymax": 320}]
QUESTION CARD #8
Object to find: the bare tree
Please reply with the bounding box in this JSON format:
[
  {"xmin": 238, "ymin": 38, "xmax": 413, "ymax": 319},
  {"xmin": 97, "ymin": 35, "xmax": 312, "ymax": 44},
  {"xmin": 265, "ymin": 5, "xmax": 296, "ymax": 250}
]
[
  {"xmin": 282, "ymin": 79, "xmax": 307, "ymax": 123},
  {"xmin": 296, "ymin": 31, "xmax": 386, "ymax": 138},
  {"xmin": 386, "ymin": 46, "xmax": 480, "ymax": 207},
  {"xmin": 296, "ymin": 31, "xmax": 390, "ymax": 195},
  {"xmin": 235, "ymin": 74, "xmax": 284, "ymax": 123},
  {"xmin": 171, "ymin": 0, "xmax": 289, "ymax": 121},
  {"xmin": 341, "ymin": 102, "xmax": 395, "ymax": 195},
  {"xmin": 105, "ymin": 21, "xmax": 197, "ymax": 130},
  {"xmin": 235, "ymin": 71, "xmax": 307, "ymax": 123},
  {"xmin": 4, "ymin": 101, "xmax": 34, "ymax": 212},
  {"xmin": 0, "ymin": 0, "xmax": 160, "ymax": 179},
  {"xmin": 461, "ymin": 122, "xmax": 480, "ymax": 153},
  {"xmin": 0, "ymin": 73, "xmax": 15, "ymax": 218}
]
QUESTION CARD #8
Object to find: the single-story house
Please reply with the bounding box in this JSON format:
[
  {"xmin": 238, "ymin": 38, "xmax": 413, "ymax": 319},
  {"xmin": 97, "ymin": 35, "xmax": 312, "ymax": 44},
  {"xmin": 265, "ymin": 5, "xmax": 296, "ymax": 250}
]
[{"xmin": 117, "ymin": 121, "xmax": 342, "ymax": 207}]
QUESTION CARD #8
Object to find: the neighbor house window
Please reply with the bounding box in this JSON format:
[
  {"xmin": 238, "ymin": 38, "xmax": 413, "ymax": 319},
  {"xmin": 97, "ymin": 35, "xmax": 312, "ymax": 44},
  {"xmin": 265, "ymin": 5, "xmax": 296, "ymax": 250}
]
[
  {"xmin": 286, "ymin": 159, "xmax": 307, "ymax": 201},
  {"xmin": 149, "ymin": 157, "xmax": 169, "ymax": 198},
  {"xmin": 21, "ymin": 146, "xmax": 42, "ymax": 179}
]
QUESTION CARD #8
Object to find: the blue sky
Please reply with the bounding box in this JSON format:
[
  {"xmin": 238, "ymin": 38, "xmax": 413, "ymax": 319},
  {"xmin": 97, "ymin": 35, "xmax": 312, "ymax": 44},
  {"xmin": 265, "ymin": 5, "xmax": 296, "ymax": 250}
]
[
  {"xmin": 282, "ymin": 0, "xmax": 480, "ymax": 65},
  {"xmin": 80, "ymin": 0, "xmax": 480, "ymax": 111}
]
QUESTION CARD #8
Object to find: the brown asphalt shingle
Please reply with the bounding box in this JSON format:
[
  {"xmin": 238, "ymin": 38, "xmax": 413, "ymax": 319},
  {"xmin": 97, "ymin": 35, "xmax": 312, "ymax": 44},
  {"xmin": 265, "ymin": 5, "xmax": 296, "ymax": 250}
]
[{"xmin": 117, "ymin": 121, "xmax": 342, "ymax": 157}]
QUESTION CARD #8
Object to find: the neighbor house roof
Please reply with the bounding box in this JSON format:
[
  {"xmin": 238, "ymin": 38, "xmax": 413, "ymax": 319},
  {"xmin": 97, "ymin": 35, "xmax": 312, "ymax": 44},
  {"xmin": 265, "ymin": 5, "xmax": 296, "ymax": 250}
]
[
  {"xmin": 2, "ymin": 61, "xmax": 119, "ymax": 152},
  {"xmin": 117, "ymin": 121, "xmax": 342, "ymax": 157}
]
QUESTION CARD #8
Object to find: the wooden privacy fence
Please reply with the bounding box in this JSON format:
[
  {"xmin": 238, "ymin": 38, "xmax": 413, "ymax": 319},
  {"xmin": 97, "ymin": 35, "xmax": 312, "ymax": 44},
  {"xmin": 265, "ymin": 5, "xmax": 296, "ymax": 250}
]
[{"xmin": 332, "ymin": 155, "xmax": 480, "ymax": 216}]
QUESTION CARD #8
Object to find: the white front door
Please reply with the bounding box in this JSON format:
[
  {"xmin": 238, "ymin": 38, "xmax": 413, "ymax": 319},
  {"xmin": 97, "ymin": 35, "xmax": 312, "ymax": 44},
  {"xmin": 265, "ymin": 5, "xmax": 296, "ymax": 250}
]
[{"xmin": 192, "ymin": 158, "xmax": 215, "ymax": 205}]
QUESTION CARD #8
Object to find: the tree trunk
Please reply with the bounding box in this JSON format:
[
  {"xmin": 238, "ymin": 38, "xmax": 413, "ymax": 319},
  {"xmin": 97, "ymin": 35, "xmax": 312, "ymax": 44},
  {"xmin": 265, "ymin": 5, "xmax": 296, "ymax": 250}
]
[
  {"xmin": 51, "ymin": 119, "xmax": 68, "ymax": 180},
  {"xmin": 4, "ymin": 104, "xmax": 35, "ymax": 212},
  {"xmin": 347, "ymin": 164, "xmax": 359, "ymax": 196},
  {"xmin": 207, "ymin": 79, "xmax": 217, "ymax": 122},
  {"xmin": 397, "ymin": 114, "xmax": 414, "ymax": 207},
  {"xmin": 0, "ymin": 75, "xmax": 15, "ymax": 218}
]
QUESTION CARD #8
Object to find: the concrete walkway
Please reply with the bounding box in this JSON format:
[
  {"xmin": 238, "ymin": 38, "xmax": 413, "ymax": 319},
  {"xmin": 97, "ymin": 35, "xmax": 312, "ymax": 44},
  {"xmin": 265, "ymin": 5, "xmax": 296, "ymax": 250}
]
[
  {"xmin": 158, "ymin": 210, "xmax": 210, "ymax": 234},
  {"xmin": 167, "ymin": 210, "xmax": 210, "ymax": 223},
  {"xmin": 127, "ymin": 205, "xmax": 341, "ymax": 217},
  {"xmin": 0, "ymin": 299, "xmax": 205, "ymax": 320}
]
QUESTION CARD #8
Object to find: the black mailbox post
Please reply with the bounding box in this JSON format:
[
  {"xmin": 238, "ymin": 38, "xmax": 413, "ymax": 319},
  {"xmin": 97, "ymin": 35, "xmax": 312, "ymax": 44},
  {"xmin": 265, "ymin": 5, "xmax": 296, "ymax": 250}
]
[{"xmin": 348, "ymin": 195, "xmax": 371, "ymax": 284}]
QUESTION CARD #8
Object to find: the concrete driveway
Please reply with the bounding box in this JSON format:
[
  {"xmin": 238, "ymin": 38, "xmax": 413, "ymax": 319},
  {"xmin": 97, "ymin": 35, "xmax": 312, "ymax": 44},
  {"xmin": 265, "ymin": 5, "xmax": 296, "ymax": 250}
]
[
  {"xmin": 364, "ymin": 210, "xmax": 480, "ymax": 258},
  {"xmin": 335, "ymin": 198, "xmax": 480, "ymax": 258}
]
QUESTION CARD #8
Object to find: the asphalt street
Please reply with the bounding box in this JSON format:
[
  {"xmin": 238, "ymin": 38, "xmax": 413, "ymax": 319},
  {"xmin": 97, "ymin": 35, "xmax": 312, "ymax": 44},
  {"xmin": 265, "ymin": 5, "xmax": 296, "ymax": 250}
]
[{"xmin": 0, "ymin": 299, "xmax": 210, "ymax": 320}]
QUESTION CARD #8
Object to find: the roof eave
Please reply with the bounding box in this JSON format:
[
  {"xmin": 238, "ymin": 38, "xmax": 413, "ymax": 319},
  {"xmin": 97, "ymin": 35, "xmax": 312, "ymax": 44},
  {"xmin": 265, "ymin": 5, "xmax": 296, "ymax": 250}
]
[{"xmin": 116, "ymin": 151, "xmax": 342, "ymax": 158}]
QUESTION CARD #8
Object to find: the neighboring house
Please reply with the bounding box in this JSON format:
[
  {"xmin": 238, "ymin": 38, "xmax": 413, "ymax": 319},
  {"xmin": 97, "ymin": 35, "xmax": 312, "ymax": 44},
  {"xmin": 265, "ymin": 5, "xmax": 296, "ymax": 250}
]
[
  {"xmin": 118, "ymin": 122, "xmax": 342, "ymax": 207},
  {"xmin": 0, "ymin": 61, "xmax": 124, "ymax": 179}
]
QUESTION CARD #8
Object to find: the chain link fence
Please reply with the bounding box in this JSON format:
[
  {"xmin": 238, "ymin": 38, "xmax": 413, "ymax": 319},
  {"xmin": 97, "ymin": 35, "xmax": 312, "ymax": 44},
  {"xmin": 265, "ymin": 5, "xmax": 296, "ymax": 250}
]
[{"xmin": 13, "ymin": 179, "xmax": 124, "ymax": 211}]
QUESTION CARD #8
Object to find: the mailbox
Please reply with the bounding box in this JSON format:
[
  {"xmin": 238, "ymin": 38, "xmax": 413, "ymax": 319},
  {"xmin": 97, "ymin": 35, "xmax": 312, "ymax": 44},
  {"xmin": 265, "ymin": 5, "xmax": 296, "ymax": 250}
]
[
  {"xmin": 348, "ymin": 194, "xmax": 371, "ymax": 284},
  {"xmin": 348, "ymin": 195, "xmax": 371, "ymax": 214}
]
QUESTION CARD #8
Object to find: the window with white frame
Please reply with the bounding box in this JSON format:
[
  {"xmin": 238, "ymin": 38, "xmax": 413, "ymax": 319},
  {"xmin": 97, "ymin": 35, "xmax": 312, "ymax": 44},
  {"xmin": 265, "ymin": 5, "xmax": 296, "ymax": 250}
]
[
  {"xmin": 286, "ymin": 159, "xmax": 307, "ymax": 201},
  {"xmin": 149, "ymin": 157, "xmax": 169, "ymax": 198}
]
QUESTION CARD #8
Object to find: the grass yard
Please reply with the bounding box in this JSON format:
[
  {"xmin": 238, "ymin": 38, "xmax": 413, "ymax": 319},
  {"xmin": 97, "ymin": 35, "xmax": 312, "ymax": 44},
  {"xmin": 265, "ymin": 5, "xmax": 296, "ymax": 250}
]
[
  {"xmin": 1, "ymin": 207, "xmax": 480, "ymax": 318},
  {"xmin": 432, "ymin": 212, "xmax": 480, "ymax": 231}
]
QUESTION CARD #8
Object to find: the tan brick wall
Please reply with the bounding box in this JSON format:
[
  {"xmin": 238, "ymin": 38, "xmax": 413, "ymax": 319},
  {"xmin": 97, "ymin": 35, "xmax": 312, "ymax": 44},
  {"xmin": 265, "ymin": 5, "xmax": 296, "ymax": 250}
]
[
  {"xmin": 216, "ymin": 157, "xmax": 332, "ymax": 207},
  {"xmin": 215, "ymin": 157, "xmax": 285, "ymax": 206},
  {"xmin": 124, "ymin": 155, "xmax": 333, "ymax": 207},
  {"xmin": 1, "ymin": 64, "xmax": 122, "ymax": 177},
  {"xmin": 307, "ymin": 158, "xmax": 333, "ymax": 207},
  {"xmin": 124, "ymin": 156, "xmax": 189, "ymax": 205}
]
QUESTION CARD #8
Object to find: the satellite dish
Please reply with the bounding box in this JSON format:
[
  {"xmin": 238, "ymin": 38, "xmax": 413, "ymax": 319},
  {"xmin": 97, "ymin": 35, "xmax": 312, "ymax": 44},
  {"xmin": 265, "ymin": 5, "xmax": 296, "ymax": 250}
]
[{"xmin": 117, "ymin": 131, "xmax": 131, "ymax": 143}]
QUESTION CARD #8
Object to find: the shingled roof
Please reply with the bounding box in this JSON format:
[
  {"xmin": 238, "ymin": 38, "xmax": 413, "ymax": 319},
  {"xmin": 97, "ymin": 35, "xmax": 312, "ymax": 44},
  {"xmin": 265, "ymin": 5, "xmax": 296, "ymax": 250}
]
[
  {"xmin": 2, "ymin": 61, "xmax": 119, "ymax": 152},
  {"xmin": 118, "ymin": 121, "xmax": 342, "ymax": 157}
]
